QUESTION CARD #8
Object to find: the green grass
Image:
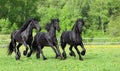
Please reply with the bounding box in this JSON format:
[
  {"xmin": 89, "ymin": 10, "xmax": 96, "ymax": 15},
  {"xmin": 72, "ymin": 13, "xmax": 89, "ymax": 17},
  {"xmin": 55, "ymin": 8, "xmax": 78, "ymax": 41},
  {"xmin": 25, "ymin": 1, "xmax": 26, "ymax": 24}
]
[{"xmin": 0, "ymin": 45, "xmax": 120, "ymax": 71}]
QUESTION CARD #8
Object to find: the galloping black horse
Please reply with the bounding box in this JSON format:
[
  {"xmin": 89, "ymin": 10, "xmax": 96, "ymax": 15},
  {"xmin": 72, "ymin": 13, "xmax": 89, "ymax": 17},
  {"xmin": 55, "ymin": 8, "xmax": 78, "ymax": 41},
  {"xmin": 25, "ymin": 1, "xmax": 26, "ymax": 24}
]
[
  {"xmin": 8, "ymin": 18, "xmax": 40, "ymax": 60},
  {"xmin": 30, "ymin": 19, "xmax": 62, "ymax": 60},
  {"xmin": 60, "ymin": 18, "xmax": 86, "ymax": 61}
]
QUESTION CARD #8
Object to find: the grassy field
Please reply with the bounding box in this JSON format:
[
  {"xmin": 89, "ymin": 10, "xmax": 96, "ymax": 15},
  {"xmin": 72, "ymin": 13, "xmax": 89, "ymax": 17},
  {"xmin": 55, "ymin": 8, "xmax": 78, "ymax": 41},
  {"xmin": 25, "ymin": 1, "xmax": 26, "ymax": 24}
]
[{"xmin": 0, "ymin": 45, "xmax": 120, "ymax": 71}]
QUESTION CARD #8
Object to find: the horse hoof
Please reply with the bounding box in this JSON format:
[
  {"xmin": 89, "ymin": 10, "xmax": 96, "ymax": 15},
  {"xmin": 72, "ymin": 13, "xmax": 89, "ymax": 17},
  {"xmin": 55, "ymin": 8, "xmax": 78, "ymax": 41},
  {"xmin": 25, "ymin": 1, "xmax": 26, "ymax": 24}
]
[
  {"xmin": 43, "ymin": 58, "xmax": 47, "ymax": 60},
  {"xmin": 79, "ymin": 58, "xmax": 83, "ymax": 61},
  {"xmin": 16, "ymin": 55, "xmax": 20, "ymax": 60},
  {"xmin": 63, "ymin": 57, "xmax": 66, "ymax": 60},
  {"xmin": 69, "ymin": 52, "xmax": 76, "ymax": 57},
  {"xmin": 36, "ymin": 56, "xmax": 40, "ymax": 59},
  {"xmin": 26, "ymin": 54, "xmax": 31, "ymax": 57},
  {"xmin": 17, "ymin": 52, "xmax": 21, "ymax": 57},
  {"xmin": 55, "ymin": 55, "xmax": 62, "ymax": 59},
  {"xmin": 62, "ymin": 53, "xmax": 67, "ymax": 59},
  {"xmin": 81, "ymin": 50, "xmax": 86, "ymax": 56},
  {"xmin": 23, "ymin": 51, "xmax": 27, "ymax": 56},
  {"xmin": 26, "ymin": 53, "xmax": 31, "ymax": 57}
]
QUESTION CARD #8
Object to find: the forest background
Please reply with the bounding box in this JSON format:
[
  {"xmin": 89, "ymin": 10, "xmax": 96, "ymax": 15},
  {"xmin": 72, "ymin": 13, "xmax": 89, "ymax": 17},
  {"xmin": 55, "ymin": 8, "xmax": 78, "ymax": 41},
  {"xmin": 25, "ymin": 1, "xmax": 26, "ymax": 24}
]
[{"xmin": 0, "ymin": 0, "xmax": 120, "ymax": 38}]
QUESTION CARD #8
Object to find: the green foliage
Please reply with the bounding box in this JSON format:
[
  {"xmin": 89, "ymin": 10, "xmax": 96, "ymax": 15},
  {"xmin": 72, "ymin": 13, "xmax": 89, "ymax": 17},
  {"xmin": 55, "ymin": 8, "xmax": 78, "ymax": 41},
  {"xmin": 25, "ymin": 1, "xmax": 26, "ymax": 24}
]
[
  {"xmin": 0, "ymin": 0, "xmax": 120, "ymax": 38},
  {"xmin": 107, "ymin": 13, "xmax": 120, "ymax": 37},
  {"xmin": 0, "ymin": 18, "xmax": 12, "ymax": 34}
]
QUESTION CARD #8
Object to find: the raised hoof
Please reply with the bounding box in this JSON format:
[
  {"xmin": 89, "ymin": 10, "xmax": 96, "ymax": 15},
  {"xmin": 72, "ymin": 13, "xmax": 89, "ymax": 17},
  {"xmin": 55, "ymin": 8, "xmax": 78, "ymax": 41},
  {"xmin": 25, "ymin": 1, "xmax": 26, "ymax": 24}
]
[
  {"xmin": 69, "ymin": 52, "xmax": 76, "ymax": 57},
  {"xmin": 26, "ymin": 53, "xmax": 31, "ymax": 57},
  {"xmin": 23, "ymin": 51, "xmax": 27, "ymax": 56},
  {"xmin": 81, "ymin": 50, "xmax": 86, "ymax": 56},
  {"xmin": 43, "ymin": 58, "xmax": 47, "ymax": 60}
]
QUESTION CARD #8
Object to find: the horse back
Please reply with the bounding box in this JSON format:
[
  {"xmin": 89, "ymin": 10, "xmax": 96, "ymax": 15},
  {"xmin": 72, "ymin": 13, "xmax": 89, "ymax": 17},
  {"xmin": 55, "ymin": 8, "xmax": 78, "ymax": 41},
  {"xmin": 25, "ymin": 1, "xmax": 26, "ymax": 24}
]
[{"xmin": 34, "ymin": 32, "xmax": 52, "ymax": 46}]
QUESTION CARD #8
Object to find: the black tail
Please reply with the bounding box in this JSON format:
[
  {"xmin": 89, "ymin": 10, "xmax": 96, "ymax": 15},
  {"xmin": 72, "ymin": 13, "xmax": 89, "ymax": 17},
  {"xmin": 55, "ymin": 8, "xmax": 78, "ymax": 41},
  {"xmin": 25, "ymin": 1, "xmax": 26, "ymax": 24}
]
[{"xmin": 8, "ymin": 41, "xmax": 14, "ymax": 55}]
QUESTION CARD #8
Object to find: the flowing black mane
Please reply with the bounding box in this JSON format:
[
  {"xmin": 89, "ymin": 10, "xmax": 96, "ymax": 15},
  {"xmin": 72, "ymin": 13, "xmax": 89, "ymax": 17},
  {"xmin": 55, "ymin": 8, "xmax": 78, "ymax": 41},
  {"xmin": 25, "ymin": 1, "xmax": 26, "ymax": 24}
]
[
  {"xmin": 45, "ymin": 18, "xmax": 59, "ymax": 31},
  {"xmin": 72, "ymin": 23, "xmax": 77, "ymax": 30},
  {"xmin": 19, "ymin": 18, "xmax": 33, "ymax": 32},
  {"xmin": 72, "ymin": 18, "xmax": 84, "ymax": 32},
  {"xmin": 45, "ymin": 23, "xmax": 52, "ymax": 32}
]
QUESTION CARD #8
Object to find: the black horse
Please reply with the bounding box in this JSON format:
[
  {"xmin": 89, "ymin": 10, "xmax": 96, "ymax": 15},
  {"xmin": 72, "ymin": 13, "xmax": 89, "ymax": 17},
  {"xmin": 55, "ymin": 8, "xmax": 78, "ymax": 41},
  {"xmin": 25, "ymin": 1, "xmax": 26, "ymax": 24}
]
[
  {"xmin": 8, "ymin": 18, "xmax": 40, "ymax": 60},
  {"xmin": 30, "ymin": 19, "xmax": 62, "ymax": 60},
  {"xmin": 60, "ymin": 18, "xmax": 86, "ymax": 61}
]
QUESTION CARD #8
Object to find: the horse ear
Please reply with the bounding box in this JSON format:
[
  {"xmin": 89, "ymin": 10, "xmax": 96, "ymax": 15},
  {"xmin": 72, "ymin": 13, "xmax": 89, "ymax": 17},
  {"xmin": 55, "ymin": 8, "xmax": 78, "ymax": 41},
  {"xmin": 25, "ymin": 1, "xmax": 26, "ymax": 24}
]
[
  {"xmin": 82, "ymin": 20, "xmax": 85, "ymax": 25},
  {"xmin": 57, "ymin": 19, "xmax": 59, "ymax": 22},
  {"xmin": 81, "ymin": 19, "xmax": 84, "ymax": 26},
  {"xmin": 51, "ymin": 19, "xmax": 54, "ymax": 23},
  {"xmin": 75, "ymin": 24, "xmax": 78, "ymax": 32},
  {"xmin": 29, "ymin": 19, "xmax": 33, "ymax": 23},
  {"xmin": 33, "ymin": 18, "xmax": 39, "ymax": 21},
  {"xmin": 76, "ymin": 19, "xmax": 79, "ymax": 24}
]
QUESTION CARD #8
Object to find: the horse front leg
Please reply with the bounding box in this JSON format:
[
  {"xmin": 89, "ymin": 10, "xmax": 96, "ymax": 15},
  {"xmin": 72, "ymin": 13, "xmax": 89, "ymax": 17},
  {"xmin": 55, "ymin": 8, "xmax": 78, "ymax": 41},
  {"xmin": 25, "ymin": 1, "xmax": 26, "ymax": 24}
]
[
  {"xmin": 49, "ymin": 44, "xmax": 59, "ymax": 59},
  {"xmin": 80, "ymin": 42, "xmax": 86, "ymax": 56},
  {"xmin": 54, "ymin": 44, "xmax": 62, "ymax": 59},
  {"xmin": 23, "ymin": 42, "xmax": 29, "ymax": 56},
  {"xmin": 61, "ymin": 43, "xmax": 67, "ymax": 60},
  {"xmin": 74, "ymin": 46, "xmax": 83, "ymax": 61},
  {"xmin": 27, "ymin": 44, "xmax": 33, "ymax": 57},
  {"xmin": 69, "ymin": 45, "xmax": 76, "ymax": 57}
]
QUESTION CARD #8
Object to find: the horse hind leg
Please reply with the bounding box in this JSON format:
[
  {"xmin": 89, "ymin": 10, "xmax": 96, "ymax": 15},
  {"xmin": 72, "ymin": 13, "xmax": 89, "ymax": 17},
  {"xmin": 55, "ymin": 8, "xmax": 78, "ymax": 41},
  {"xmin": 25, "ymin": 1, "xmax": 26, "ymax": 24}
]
[
  {"xmin": 69, "ymin": 45, "xmax": 76, "ymax": 57},
  {"xmin": 9, "ymin": 40, "xmax": 20, "ymax": 60},
  {"xmin": 16, "ymin": 43, "xmax": 22, "ymax": 59},
  {"xmin": 38, "ymin": 46, "xmax": 47, "ymax": 60},
  {"xmin": 14, "ymin": 42, "xmax": 21, "ymax": 60},
  {"xmin": 61, "ymin": 42, "xmax": 67, "ymax": 60}
]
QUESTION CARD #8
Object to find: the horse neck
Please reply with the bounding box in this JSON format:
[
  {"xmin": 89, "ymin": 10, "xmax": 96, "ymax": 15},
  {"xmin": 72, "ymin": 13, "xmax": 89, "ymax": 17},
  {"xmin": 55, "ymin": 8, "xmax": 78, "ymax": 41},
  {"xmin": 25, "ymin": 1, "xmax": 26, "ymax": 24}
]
[
  {"xmin": 48, "ymin": 26, "xmax": 56, "ymax": 37},
  {"xmin": 24, "ymin": 23, "xmax": 33, "ymax": 35},
  {"xmin": 72, "ymin": 27, "xmax": 80, "ymax": 36}
]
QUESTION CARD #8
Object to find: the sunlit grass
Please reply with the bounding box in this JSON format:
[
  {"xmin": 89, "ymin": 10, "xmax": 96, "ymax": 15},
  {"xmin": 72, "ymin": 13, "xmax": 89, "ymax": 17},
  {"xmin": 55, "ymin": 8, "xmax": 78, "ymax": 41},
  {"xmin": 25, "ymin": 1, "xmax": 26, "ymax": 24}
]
[
  {"xmin": 0, "ymin": 45, "xmax": 120, "ymax": 71},
  {"xmin": 0, "ymin": 34, "xmax": 120, "ymax": 71}
]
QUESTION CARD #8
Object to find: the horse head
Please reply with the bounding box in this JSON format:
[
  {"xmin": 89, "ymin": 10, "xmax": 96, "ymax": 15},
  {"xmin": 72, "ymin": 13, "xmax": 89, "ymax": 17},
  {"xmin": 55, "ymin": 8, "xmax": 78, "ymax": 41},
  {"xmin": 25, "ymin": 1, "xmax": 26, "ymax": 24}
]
[
  {"xmin": 31, "ymin": 18, "xmax": 41, "ymax": 32},
  {"xmin": 51, "ymin": 18, "xmax": 60, "ymax": 32},
  {"xmin": 75, "ymin": 18, "xmax": 84, "ymax": 33}
]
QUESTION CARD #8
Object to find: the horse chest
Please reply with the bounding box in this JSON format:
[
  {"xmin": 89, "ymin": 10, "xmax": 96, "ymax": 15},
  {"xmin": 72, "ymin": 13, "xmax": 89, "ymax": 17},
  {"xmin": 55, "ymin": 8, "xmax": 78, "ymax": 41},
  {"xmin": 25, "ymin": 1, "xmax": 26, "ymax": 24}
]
[{"xmin": 70, "ymin": 33, "xmax": 79, "ymax": 41}]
